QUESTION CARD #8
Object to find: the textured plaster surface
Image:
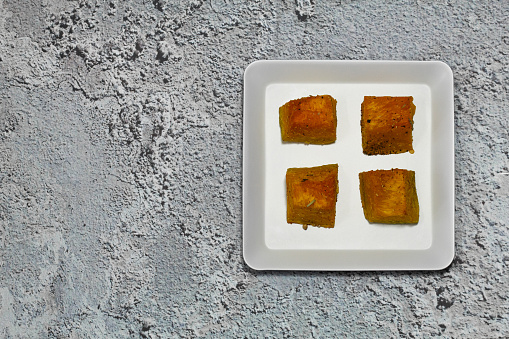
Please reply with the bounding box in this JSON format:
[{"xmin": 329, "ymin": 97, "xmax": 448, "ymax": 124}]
[{"xmin": 0, "ymin": 0, "xmax": 508, "ymax": 338}]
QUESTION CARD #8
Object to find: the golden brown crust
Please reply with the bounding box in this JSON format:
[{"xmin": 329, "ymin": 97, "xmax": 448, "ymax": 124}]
[
  {"xmin": 279, "ymin": 95, "xmax": 337, "ymax": 145},
  {"xmin": 361, "ymin": 96, "xmax": 415, "ymax": 155},
  {"xmin": 359, "ymin": 169, "xmax": 419, "ymax": 224},
  {"xmin": 286, "ymin": 164, "xmax": 339, "ymax": 228}
]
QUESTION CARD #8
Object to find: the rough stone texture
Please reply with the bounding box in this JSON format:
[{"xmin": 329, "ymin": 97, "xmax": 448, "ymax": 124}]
[{"xmin": 0, "ymin": 0, "xmax": 507, "ymax": 338}]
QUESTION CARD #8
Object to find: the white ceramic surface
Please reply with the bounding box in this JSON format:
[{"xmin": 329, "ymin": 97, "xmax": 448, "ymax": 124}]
[{"xmin": 243, "ymin": 60, "xmax": 454, "ymax": 270}]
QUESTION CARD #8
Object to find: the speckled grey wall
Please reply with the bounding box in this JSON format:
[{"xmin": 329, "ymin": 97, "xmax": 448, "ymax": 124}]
[{"xmin": 0, "ymin": 0, "xmax": 507, "ymax": 338}]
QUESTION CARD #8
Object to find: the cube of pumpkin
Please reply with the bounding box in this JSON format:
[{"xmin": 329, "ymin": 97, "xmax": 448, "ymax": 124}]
[
  {"xmin": 359, "ymin": 169, "xmax": 419, "ymax": 224},
  {"xmin": 361, "ymin": 96, "xmax": 416, "ymax": 155},
  {"xmin": 286, "ymin": 164, "xmax": 339, "ymax": 228},
  {"xmin": 279, "ymin": 95, "xmax": 337, "ymax": 145}
]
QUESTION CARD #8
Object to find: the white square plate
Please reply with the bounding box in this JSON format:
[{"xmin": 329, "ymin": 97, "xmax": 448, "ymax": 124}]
[{"xmin": 243, "ymin": 60, "xmax": 454, "ymax": 270}]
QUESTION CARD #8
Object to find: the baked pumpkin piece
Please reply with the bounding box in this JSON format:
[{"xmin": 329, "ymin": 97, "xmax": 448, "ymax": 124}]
[
  {"xmin": 279, "ymin": 95, "xmax": 337, "ymax": 144},
  {"xmin": 361, "ymin": 96, "xmax": 416, "ymax": 155},
  {"xmin": 286, "ymin": 164, "xmax": 339, "ymax": 229},
  {"xmin": 359, "ymin": 169, "xmax": 419, "ymax": 224}
]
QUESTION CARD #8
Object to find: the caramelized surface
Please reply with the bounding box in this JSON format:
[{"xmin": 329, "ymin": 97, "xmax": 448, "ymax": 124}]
[
  {"xmin": 361, "ymin": 96, "xmax": 415, "ymax": 155},
  {"xmin": 359, "ymin": 169, "xmax": 419, "ymax": 224},
  {"xmin": 286, "ymin": 164, "xmax": 339, "ymax": 228},
  {"xmin": 279, "ymin": 95, "xmax": 337, "ymax": 144}
]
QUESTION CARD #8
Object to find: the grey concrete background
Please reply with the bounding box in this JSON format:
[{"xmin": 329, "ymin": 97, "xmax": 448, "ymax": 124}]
[{"xmin": 0, "ymin": 0, "xmax": 507, "ymax": 337}]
